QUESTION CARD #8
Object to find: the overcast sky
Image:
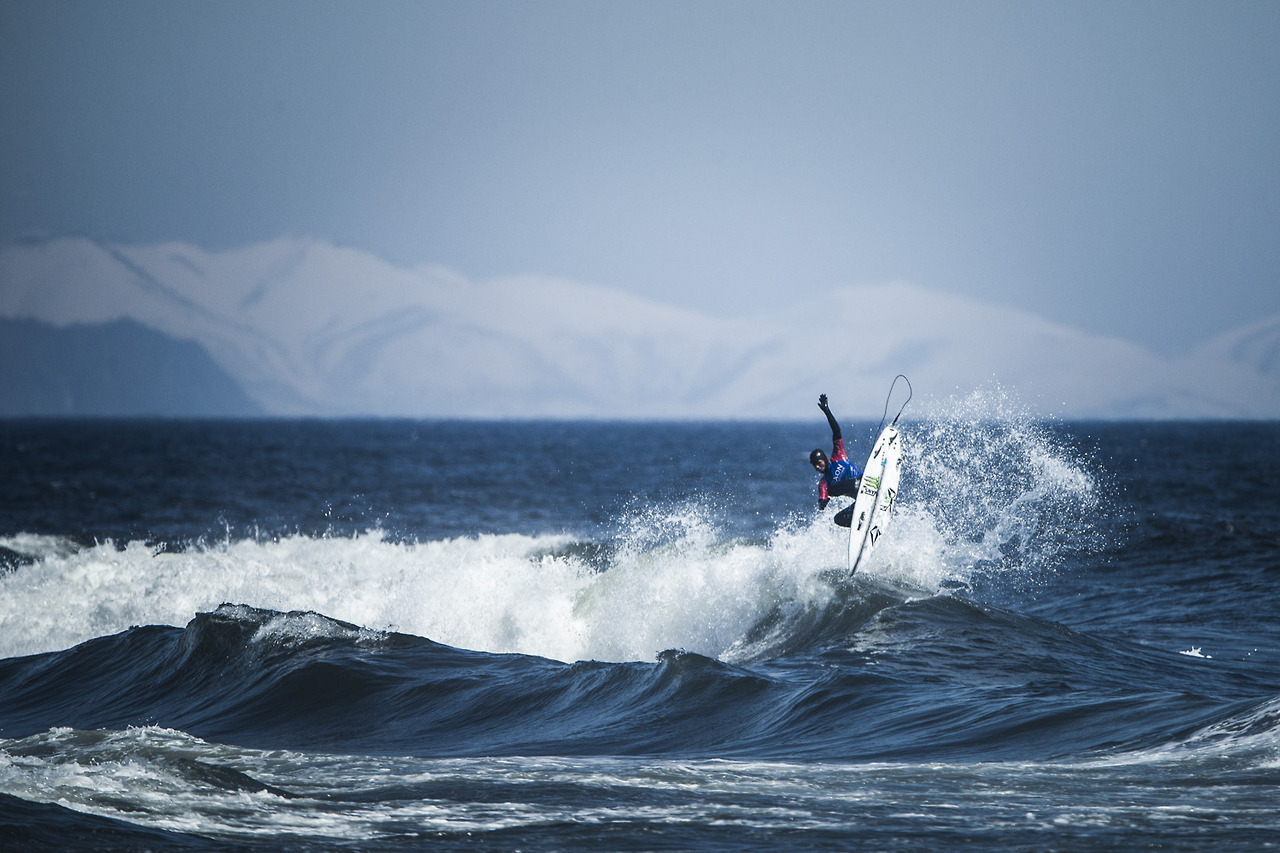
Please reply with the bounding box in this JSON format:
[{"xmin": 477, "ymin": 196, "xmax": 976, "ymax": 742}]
[{"xmin": 3, "ymin": 0, "xmax": 1278, "ymax": 357}]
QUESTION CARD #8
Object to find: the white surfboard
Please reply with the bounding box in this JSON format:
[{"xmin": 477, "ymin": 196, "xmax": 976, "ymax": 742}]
[{"xmin": 847, "ymin": 423, "xmax": 904, "ymax": 574}]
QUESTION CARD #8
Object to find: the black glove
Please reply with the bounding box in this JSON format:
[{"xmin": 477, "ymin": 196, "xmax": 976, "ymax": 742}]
[{"xmin": 818, "ymin": 393, "xmax": 829, "ymax": 410}]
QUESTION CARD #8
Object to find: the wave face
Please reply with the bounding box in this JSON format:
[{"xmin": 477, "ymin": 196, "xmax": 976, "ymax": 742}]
[{"xmin": 2, "ymin": 411, "xmax": 1279, "ymax": 850}]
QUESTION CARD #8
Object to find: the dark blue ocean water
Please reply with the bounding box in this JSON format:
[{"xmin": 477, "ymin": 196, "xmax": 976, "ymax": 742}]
[{"xmin": 2, "ymin": 410, "xmax": 1279, "ymax": 850}]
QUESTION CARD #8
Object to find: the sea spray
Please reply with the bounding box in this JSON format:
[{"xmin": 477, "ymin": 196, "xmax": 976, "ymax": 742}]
[{"xmin": 881, "ymin": 386, "xmax": 1106, "ymax": 589}]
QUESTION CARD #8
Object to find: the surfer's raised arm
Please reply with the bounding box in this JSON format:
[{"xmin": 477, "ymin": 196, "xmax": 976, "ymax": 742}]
[{"xmin": 819, "ymin": 393, "xmax": 841, "ymax": 441}]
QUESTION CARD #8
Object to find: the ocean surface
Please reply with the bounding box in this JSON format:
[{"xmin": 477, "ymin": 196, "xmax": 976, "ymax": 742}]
[{"xmin": 2, "ymin": 403, "xmax": 1279, "ymax": 850}]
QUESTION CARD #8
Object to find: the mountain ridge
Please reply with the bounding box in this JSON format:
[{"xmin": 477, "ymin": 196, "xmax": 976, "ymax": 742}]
[{"xmin": 2, "ymin": 236, "xmax": 1276, "ymax": 419}]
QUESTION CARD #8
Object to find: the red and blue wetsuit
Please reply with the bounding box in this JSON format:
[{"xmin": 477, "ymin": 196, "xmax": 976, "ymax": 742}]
[
  {"xmin": 817, "ymin": 437, "xmax": 861, "ymax": 509},
  {"xmin": 815, "ymin": 399, "xmax": 862, "ymax": 526}
]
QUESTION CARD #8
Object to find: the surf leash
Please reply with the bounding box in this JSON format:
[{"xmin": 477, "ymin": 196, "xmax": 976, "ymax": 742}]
[{"xmin": 874, "ymin": 374, "xmax": 912, "ymax": 437}]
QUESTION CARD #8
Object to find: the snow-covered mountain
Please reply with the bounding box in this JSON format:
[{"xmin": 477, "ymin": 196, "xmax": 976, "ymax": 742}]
[{"xmin": 2, "ymin": 237, "xmax": 1276, "ymax": 419}]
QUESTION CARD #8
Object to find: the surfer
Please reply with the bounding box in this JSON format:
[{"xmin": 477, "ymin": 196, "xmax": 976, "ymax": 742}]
[{"xmin": 811, "ymin": 394, "xmax": 862, "ymax": 527}]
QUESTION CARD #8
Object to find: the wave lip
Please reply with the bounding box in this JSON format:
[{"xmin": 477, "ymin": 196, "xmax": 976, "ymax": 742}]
[{"xmin": 0, "ymin": 533, "xmax": 80, "ymax": 573}]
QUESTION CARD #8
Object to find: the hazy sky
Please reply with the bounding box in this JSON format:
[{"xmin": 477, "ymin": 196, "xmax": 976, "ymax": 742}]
[{"xmin": 3, "ymin": 0, "xmax": 1278, "ymax": 356}]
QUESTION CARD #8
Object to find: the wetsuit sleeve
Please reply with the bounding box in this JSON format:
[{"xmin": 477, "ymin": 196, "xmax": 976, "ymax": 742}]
[
  {"xmin": 817, "ymin": 398, "xmax": 841, "ymax": 511},
  {"xmin": 822, "ymin": 404, "xmax": 842, "ymax": 442}
]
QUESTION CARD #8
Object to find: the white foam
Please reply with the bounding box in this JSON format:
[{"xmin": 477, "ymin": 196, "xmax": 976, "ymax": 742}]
[
  {"xmin": 1070, "ymin": 693, "xmax": 1280, "ymax": 774},
  {"xmin": 0, "ymin": 519, "xmax": 852, "ymax": 663},
  {"xmin": 0, "ymin": 727, "xmax": 379, "ymax": 841},
  {"xmin": 0, "ymin": 532, "xmax": 81, "ymax": 561}
]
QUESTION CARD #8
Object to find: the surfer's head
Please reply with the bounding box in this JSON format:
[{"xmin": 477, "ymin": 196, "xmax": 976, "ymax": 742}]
[{"xmin": 810, "ymin": 449, "xmax": 828, "ymax": 472}]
